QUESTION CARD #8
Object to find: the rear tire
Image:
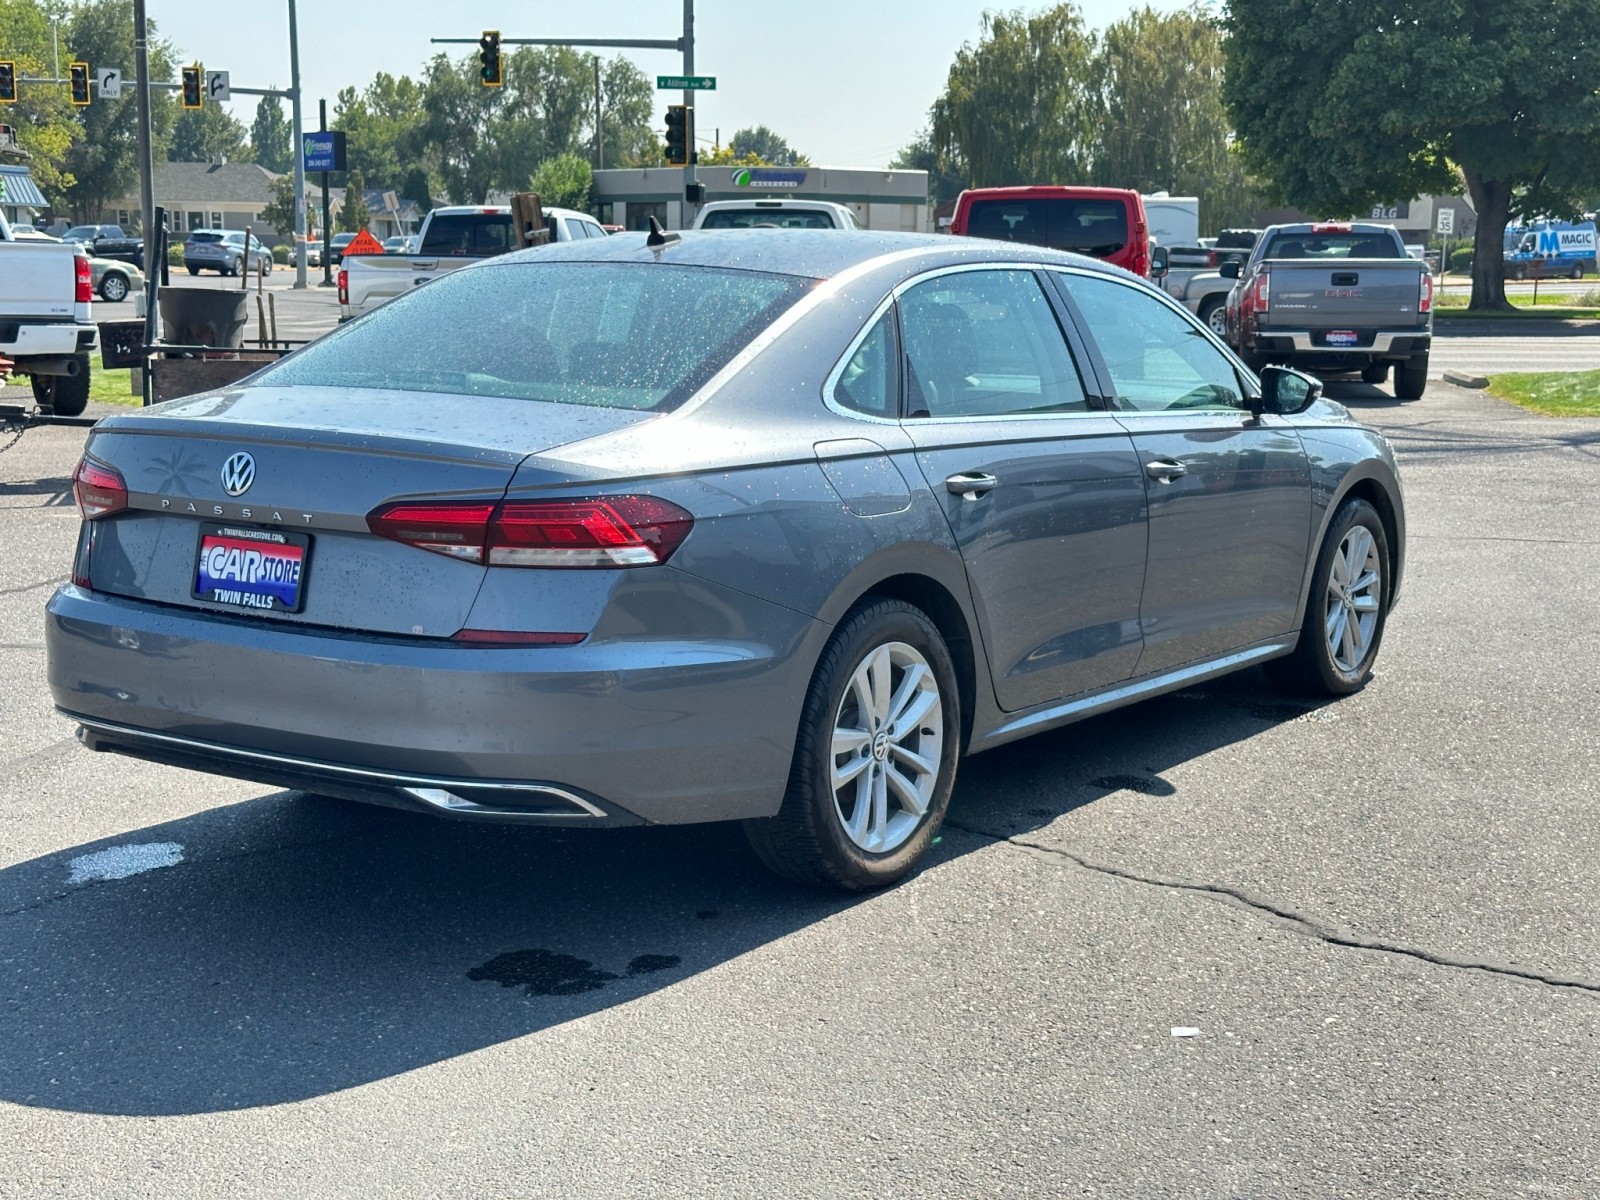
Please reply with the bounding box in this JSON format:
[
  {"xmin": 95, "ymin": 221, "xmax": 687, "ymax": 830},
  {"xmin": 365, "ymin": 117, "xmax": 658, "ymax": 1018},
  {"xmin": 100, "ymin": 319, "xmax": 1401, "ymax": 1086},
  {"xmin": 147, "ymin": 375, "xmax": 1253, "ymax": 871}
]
[
  {"xmin": 98, "ymin": 272, "xmax": 130, "ymax": 302},
  {"xmin": 29, "ymin": 355, "xmax": 91, "ymax": 417},
  {"xmin": 185, "ymin": 265, "xmax": 200, "ymax": 276},
  {"xmin": 1199, "ymin": 297, "xmax": 1227, "ymax": 338},
  {"xmin": 1360, "ymin": 362, "xmax": 1388, "ymax": 384},
  {"xmin": 744, "ymin": 599, "xmax": 960, "ymax": 891},
  {"xmin": 1395, "ymin": 354, "xmax": 1427, "ymax": 400},
  {"xmin": 1268, "ymin": 498, "xmax": 1391, "ymax": 697}
]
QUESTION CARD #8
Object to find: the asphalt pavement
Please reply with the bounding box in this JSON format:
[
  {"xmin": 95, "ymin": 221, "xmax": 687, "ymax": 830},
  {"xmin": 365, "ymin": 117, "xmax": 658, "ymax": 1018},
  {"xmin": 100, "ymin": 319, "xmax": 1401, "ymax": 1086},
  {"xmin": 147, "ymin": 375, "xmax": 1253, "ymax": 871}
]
[{"xmin": 0, "ymin": 370, "xmax": 1597, "ymax": 1196}]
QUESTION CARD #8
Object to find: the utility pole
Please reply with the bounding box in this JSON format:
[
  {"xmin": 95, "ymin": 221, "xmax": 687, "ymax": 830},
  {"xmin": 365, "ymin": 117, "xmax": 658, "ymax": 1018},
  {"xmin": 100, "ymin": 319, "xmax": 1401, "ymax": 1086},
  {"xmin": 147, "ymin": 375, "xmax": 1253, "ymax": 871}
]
[
  {"xmin": 682, "ymin": 0, "xmax": 696, "ymax": 223},
  {"xmin": 133, "ymin": 0, "xmax": 156, "ymax": 284},
  {"xmin": 319, "ymin": 98, "xmax": 332, "ymax": 286},
  {"xmin": 593, "ymin": 55, "xmax": 602, "ymax": 171},
  {"xmin": 287, "ymin": 0, "xmax": 307, "ymax": 288}
]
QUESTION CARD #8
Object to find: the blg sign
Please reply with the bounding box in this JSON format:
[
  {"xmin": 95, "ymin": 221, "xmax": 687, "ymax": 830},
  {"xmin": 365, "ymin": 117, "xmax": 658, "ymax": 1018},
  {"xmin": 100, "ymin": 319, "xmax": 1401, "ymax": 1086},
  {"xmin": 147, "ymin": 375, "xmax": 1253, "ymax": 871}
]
[
  {"xmin": 302, "ymin": 131, "xmax": 347, "ymax": 173},
  {"xmin": 732, "ymin": 168, "xmax": 806, "ymax": 189}
]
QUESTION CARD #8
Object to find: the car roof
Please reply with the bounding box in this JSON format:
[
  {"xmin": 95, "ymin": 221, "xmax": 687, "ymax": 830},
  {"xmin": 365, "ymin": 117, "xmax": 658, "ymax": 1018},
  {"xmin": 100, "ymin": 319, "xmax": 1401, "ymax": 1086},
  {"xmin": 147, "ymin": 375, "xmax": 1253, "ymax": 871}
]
[
  {"xmin": 493, "ymin": 228, "xmax": 1139, "ymax": 283},
  {"xmin": 698, "ymin": 199, "xmax": 848, "ymax": 211}
]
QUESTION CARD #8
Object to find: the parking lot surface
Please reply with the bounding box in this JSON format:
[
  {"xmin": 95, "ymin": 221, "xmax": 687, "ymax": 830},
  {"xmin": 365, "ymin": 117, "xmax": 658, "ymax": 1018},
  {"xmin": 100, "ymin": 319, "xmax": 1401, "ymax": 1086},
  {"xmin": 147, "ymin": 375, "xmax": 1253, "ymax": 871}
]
[{"xmin": 0, "ymin": 377, "xmax": 1596, "ymax": 1197}]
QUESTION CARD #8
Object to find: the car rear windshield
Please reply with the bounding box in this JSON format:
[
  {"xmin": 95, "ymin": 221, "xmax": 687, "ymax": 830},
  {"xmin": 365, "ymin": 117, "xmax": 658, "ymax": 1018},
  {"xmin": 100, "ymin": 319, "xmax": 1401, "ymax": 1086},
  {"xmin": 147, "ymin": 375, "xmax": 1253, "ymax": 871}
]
[
  {"xmin": 1263, "ymin": 231, "xmax": 1401, "ymax": 259},
  {"xmin": 964, "ymin": 198, "xmax": 1129, "ymax": 256},
  {"xmin": 700, "ymin": 208, "xmax": 839, "ymax": 230},
  {"xmin": 419, "ymin": 213, "xmax": 515, "ymax": 257},
  {"xmin": 189, "ymin": 232, "xmax": 226, "ymax": 243},
  {"xmin": 1214, "ymin": 230, "xmax": 1259, "ymax": 249},
  {"xmin": 257, "ymin": 262, "xmax": 811, "ymax": 412}
]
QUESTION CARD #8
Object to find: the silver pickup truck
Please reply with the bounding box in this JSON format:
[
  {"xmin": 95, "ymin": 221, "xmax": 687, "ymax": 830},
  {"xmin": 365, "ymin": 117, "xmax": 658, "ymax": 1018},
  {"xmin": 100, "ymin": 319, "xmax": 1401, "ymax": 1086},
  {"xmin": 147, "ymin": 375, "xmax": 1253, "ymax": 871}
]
[{"xmin": 1221, "ymin": 222, "xmax": 1432, "ymax": 399}]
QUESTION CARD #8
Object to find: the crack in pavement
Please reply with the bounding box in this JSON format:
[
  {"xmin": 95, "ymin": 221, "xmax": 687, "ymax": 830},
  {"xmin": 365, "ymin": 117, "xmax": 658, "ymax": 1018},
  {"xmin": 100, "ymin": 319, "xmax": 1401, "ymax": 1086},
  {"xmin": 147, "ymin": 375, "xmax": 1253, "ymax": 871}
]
[
  {"xmin": 0, "ymin": 576, "xmax": 63, "ymax": 597},
  {"xmin": 944, "ymin": 818, "xmax": 1600, "ymax": 999}
]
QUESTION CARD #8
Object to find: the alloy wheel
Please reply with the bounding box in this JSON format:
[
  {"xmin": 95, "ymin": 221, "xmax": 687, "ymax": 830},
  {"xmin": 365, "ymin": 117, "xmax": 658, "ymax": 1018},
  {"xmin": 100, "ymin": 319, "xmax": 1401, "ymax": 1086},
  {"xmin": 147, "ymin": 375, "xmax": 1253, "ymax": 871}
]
[
  {"xmin": 1325, "ymin": 525, "xmax": 1382, "ymax": 673},
  {"xmin": 829, "ymin": 641, "xmax": 944, "ymax": 854}
]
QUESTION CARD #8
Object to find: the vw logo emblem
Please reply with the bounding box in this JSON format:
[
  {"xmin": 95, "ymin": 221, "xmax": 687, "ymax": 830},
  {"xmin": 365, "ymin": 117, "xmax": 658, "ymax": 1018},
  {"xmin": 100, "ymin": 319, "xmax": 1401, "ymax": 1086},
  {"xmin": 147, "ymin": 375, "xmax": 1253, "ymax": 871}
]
[{"xmin": 220, "ymin": 451, "xmax": 256, "ymax": 497}]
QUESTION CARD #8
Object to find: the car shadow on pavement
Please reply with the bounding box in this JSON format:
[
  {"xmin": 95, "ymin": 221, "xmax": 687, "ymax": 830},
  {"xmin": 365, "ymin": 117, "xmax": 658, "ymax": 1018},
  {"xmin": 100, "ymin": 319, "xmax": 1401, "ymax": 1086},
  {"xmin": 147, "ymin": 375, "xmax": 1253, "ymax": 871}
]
[
  {"xmin": 1318, "ymin": 379, "xmax": 1409, "ymax": 409},
  {"xmin": 0, "ymin": 476, "xmax": 74, "ymax": 504},
  {"xmin": 0, "ymin": 669, "xmax": 1330, "ymax": 1117}
]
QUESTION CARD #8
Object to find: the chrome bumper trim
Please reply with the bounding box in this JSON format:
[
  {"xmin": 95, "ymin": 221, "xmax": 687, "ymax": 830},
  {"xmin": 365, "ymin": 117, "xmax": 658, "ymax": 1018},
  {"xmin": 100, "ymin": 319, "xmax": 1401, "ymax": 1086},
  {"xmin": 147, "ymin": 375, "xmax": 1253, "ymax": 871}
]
[{"xmin": 69, "ymin": 713, "xmax": 611, "ymax": 821}]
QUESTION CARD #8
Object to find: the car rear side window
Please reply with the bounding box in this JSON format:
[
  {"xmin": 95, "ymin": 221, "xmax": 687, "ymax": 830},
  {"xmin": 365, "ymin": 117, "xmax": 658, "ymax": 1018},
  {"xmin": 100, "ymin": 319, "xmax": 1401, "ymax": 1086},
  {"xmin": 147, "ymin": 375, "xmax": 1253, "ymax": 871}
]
[
  {"xmin": 258, "ymin": 262, "xmax": 811, "ymax": 412},
  {"xmin": 899, "ymin": 269, "xmax": 1089, "ymax": 418},
  {"xmin": 833, "ymin": 311, "xmax": 900, "ymax": 418},
  {"xmin": 1058, "ymin": 273, "xmax": 1246, "ymax": 413},
  {"xmin": 965, "ymin": 199, "xmax": 1128, "ymax": 257},
  {"xmin": 419, "ymin": 214, "xmax": 515, "ymax": 257}
]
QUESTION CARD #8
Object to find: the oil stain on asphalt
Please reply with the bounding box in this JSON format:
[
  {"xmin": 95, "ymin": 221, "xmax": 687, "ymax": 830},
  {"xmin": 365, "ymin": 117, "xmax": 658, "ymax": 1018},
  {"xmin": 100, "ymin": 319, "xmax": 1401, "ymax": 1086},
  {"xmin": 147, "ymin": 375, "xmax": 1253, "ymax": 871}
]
[{"xmin": 469, "ymin": 949, "xmax": 683, "ymax": 997}]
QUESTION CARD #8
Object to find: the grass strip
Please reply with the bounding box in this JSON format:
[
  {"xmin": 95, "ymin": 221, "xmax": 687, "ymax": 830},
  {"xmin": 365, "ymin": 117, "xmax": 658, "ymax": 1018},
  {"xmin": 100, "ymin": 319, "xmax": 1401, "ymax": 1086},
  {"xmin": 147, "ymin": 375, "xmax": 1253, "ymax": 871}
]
[{"xmin": 1486, "ymin": 370, "xmax": 1600, "ymax": 417}]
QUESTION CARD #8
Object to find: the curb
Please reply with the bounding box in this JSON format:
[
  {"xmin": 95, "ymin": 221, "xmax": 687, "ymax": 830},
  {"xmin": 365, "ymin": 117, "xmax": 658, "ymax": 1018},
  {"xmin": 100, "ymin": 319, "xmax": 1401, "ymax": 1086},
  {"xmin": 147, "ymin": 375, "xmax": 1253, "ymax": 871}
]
[{"xmin": 1443, "ymin": 370, "xmax": 1490, "ymax": 389}]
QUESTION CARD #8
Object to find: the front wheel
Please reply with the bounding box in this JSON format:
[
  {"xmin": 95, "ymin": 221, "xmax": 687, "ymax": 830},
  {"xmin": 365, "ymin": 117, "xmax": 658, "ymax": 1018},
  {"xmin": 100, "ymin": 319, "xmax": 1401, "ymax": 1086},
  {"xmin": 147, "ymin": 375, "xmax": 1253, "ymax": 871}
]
[
  {"xmin": 744, "ymin": 599, "xmax": 961, "ymax": 891},
  {"xmin": 185, "ymin": 265, "xmax": 200, "ymax": 276},
  {"xmin": 1268, "ymin": 498, "xmax": 1390, "ymax": 696}
]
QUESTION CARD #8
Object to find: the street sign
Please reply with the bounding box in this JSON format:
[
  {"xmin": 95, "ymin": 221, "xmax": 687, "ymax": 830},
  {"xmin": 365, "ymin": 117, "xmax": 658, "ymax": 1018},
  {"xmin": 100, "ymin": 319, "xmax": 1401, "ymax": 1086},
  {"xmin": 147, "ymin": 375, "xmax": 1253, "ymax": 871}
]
[
  {"xmin": 657, "ymin": 75, "xmax": 715, "ymax": 90},
  {"xmin": 205, "ymin": 70, "xmax": 230, "ymax": 102},
  {"xmin": 97, "ymin": 68, "xmax": 122, "ymax": 99},
  {"xmin": 302, "ymin": 131, "xmax": 346, "ymax": 173},
  {"xmin": 1436, "ymin": 207, "xmax": 1455, "ymax": 235}
]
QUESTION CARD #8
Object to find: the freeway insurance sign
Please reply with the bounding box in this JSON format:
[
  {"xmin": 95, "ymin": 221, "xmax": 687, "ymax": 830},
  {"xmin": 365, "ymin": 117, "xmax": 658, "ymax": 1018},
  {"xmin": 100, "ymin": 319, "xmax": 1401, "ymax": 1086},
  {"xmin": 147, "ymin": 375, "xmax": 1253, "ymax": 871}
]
[
  {"xmin": 657, "ymin": 75, "xmax": 715, "ymax": 90},
  {"xmin": 302, "ymin": 131, "xmax": 347, "ymax": 173}
]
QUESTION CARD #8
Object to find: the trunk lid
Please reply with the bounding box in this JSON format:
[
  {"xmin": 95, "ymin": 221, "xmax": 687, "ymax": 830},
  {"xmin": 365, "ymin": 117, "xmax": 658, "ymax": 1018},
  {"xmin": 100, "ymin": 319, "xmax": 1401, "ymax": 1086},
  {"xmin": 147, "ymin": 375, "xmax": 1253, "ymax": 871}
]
[
  {"xmin": 80, "ymin": 386, "xmax": 657, "ymax": 637},
  {"xmin": 0, "ymin": 242, "xmax": 82, "ymax": 321}
]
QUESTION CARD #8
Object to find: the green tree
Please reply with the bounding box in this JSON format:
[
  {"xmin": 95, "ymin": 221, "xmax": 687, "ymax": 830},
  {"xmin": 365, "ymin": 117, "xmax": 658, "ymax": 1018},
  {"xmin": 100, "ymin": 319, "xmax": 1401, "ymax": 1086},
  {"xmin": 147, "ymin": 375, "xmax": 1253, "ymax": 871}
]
[
  {"xmin": 339, "ymin": 168, "xmax": 370, "ymax": 231},
  {"xmin": 260, "ymin": 171, "xmax": 297, "ymax": 237},
  {"xmin": 1091, "ymin": 6, "xmax": 1259, "ymax": 233},
  {"xmin": 1224, "ymin": 0, "xmax": 1600, "ymax": 310},
  {"xmin": 249, "ymin": 95, "xmax": 292, "ymax": 173},
  {"xmin": 931, "ymin": 4, "xmax": 1100, "ymax": 187},
  {"xmin": 889, "ymin": 128, "xmax": 965, "ymax": 208},
  {"xmin": 728, "ymin": 125, "xmax": 810, "ymax": 167},
  {"xmin": 599, "ymin": 57, "xmax": 660, "ymax": 168},
  {"xmin": 416, "ymin": 52, "xmax": 504, "ymax": 203},
  {"xmin": 170, "ymin": 101, "xmax": 248, "ymax": 163},
  {"xmin": 61, "ymin": 0, "xmax": 178, "ymax": 222},
  {"xmin": 530, "ymin": 152, "xmax": 592, "ymax": 210},
  {"xmin": 333, "ymin": 71, "xmax": 425, "ymax": 186},
  {"xmin": 0, "ymin": 0, "xmax": 83, "ymax": 208}
]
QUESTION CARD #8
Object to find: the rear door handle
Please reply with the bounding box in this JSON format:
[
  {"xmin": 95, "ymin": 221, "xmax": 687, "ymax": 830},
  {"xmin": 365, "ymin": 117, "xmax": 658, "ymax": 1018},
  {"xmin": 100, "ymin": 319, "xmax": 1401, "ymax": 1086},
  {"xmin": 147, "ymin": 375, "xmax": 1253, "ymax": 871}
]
[
  {"xmin": 945, "ymin": 472, "xmax": 998, "ymax": 500},
  {"xmin": 1145, "ymin": 459, "xmax": 1188, "ymax": 483}
]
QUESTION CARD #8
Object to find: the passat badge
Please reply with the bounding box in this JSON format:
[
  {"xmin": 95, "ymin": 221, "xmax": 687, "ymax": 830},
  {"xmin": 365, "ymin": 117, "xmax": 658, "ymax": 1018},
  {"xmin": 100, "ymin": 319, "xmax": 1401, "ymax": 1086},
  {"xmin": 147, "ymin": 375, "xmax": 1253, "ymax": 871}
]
[{"xmin": 220, "ymin": 452, "xmax": 256, "ymax": 497}]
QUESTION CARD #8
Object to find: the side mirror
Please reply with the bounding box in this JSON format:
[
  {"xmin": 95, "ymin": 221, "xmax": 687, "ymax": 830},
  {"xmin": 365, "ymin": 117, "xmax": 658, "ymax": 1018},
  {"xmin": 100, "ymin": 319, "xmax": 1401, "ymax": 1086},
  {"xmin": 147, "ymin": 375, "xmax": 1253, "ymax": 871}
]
[
  {"xmin": 1258, "ymin": 365, "xmax": 1323, "ymax": 415},
  {"xmin": 1218, "ymin": 261, "xmax": 1241, "ymax": 280},
  {"xmin": 1150, "ymin": 246, "xmax": 1169, "ymax": 279}
]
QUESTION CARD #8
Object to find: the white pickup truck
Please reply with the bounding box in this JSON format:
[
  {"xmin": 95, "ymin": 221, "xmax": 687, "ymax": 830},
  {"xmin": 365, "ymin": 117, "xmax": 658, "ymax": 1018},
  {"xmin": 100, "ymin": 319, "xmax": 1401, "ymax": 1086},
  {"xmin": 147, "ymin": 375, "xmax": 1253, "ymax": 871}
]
[
  {"xmin": 338, "ymin": 205, "xmax": 609, "ymax": 321},
  {"xmin": 0, "ymin": 210, "xmax": 98, "ymax": 416}
]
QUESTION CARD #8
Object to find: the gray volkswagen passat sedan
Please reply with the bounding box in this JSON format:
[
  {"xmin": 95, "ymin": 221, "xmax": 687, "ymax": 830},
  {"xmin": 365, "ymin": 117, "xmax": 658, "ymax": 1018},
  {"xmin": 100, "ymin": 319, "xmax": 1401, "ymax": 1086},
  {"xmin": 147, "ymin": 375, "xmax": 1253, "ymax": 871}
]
[{"xmin": 47, "ymin": 231, "xmax": 1404, "ymax": 891}]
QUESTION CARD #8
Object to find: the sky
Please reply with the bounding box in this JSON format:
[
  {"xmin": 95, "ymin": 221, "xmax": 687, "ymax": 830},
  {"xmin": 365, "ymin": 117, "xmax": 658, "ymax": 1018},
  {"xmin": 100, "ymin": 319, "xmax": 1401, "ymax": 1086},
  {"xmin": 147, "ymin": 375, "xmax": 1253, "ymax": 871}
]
[{"xmin": 136, "ymin": 0, "xmax": 1191, "ymax": 169}]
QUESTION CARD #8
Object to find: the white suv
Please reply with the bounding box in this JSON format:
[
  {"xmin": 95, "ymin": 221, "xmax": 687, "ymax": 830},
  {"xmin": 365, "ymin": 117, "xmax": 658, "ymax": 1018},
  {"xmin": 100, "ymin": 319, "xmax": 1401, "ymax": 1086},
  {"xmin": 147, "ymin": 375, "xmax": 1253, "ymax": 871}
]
[{"xmin": 692, "ymin": 200, "xmax": 860, "ymax": 230}]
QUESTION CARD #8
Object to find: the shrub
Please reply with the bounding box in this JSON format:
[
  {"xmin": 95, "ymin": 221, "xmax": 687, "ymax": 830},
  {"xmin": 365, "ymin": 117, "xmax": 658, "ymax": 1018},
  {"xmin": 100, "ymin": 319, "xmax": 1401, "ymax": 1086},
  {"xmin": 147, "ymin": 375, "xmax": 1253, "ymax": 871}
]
[
  {"xmin": 166, "ymin": 243, "xmax": 185, "ymax": 266},
  {"xmin": 1449, "ymin": 246, "xmax": 1473, "ymax": 274},
  {"xmin": 272, "ymin": 244, "xmax": 290, "ymax": 264}
]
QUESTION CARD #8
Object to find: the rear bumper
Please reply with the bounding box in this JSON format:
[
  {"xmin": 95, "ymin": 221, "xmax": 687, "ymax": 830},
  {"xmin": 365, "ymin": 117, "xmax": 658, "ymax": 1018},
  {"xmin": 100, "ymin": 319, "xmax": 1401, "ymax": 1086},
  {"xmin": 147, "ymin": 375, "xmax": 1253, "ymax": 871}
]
[
  {"xmin": 1255, "ymin": 330, "xmax": 1430, "ymax": 359},
  {"xmin": 1, "ymin": 321, "xmax": 97, "ymax": 358},
  {"xmin": 46, "ymin": 583, "xmax": 825, "ymax": 826}
]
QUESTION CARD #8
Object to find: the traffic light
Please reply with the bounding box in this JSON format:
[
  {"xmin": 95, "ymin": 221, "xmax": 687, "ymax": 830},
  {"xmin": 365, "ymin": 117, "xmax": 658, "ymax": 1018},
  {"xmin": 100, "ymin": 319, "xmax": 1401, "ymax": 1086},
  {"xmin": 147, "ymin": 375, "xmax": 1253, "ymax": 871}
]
[
  {"xmin": 478, "ymin": 31, "xmax": 502, "ymax": 87},
  {"xmin": 68, "ymin": 62, "xmax": 90, "ymax": 106},
  {"xmin": 665, "ymin": 105, "xmax": 692, "ymax": 166},
  {"xmin": 0, "ymin": 62, "xmax": 16, "ymax": 104},
  {"xmin": 181, "ymin": 65, "xmax": 202, "ymax": 109}
]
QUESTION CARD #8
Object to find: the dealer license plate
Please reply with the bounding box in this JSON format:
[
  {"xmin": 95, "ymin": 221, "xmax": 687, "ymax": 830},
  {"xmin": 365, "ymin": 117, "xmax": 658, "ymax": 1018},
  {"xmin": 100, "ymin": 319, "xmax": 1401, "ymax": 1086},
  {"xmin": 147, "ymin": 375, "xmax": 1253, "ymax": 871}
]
[
  {"xmin": 1325, "ymin": 330, "xmax": 1360, "ymax": 347},
  {"xmin": 192, "ymin": 524, "xmax": 310, "ymax": 613}
]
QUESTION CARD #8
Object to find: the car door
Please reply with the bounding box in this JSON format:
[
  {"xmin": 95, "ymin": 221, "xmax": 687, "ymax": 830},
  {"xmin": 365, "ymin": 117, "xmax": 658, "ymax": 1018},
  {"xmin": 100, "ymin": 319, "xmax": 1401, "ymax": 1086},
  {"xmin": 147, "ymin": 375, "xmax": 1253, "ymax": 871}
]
[
  {"xmin": 891, "ymin": 267, "xmax": 1148, "ymax": 711},
  {"xmin": 1052, "ymin": 269, "xmax": 1311, "ymax": 676}
]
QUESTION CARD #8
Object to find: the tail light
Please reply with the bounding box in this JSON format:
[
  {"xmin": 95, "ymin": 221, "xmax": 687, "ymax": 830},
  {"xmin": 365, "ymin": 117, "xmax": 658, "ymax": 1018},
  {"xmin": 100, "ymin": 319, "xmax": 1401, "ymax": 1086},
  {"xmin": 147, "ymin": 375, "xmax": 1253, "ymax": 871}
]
[
  {"xmin": 337, "ymin": 268, "xmax": 348, "ymax": 306},
  {"xmin": 1206, "ymin": 250, "xmax": 1218, "ymax": 268},
  {"xmin": 73, "ymin": 457, "xmax": 127, "ymax": 520},
  {"xmin": 74, "ymin": 254, "xmax": 93, "ymax": 304},
  {"xmin": 367, "ymin": 495, "xmax": 694, "ymax": 569},
  {"xmin": 1418, "ymin": 270, "xmax": 1434, "ymax": 314},
  {"xmin": 1242, "ymin": 270, "xmax": 1270, "ymax": 321}
]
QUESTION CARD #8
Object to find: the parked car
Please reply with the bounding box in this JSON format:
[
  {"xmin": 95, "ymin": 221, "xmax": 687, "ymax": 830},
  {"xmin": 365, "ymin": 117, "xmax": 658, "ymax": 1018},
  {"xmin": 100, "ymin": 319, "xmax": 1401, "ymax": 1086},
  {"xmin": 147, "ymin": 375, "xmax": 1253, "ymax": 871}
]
[
  {"xmin": 48, "ymin": 230, "xmax": 1405, "ymax": 891},
  {"xmin": 948, "ymin": 185, "xmax": 1152, "ymax": 277},
  {"xmin": 88, "ymin": 254, "xmax": 144, "ymax": 303},
  {"xmin": 183, "ymin": 230, "xmax": 272, "ymax": 276},
  {"xmin": 326, "ymin": 232, "xmax": 358, "ymax": 265},
  {"xmin": 382, "ymin": 236, "xmax": 407, "ymax": 254},
  {"xmin": 1222, "ymin": 221, "xmax": 1433, "ymax": 398},
  {"xmin": 59, "ymin": 222, "xmax": 145, "ymax": 270},
  {"xmin": 305, "ymin": 240, "xmax": 324, "ymax": 268},
  {"xmin": 691, "ymin": 200, "xmax": 859, "ymax": 230}
]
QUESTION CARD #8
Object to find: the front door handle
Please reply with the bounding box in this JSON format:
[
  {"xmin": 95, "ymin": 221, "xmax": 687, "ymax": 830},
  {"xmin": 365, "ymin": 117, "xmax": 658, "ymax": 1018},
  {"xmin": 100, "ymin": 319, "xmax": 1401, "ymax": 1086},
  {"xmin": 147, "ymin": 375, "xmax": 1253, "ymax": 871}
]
[
  {"xmin": 1145, "ymin": 459, "xmax": 1188, "ymax": 483},
  {"xmin": 945, "ymin": 472, "xmax": 998, "ymax": 501}
]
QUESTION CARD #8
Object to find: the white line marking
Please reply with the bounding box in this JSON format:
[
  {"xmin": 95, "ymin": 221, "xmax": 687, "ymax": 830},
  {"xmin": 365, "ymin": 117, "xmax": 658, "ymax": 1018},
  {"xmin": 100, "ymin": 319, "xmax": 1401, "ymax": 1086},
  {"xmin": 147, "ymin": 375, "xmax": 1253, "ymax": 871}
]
[{"xmin": 67, "ymin": 841, "xmax": 184, "ymax": 885}]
